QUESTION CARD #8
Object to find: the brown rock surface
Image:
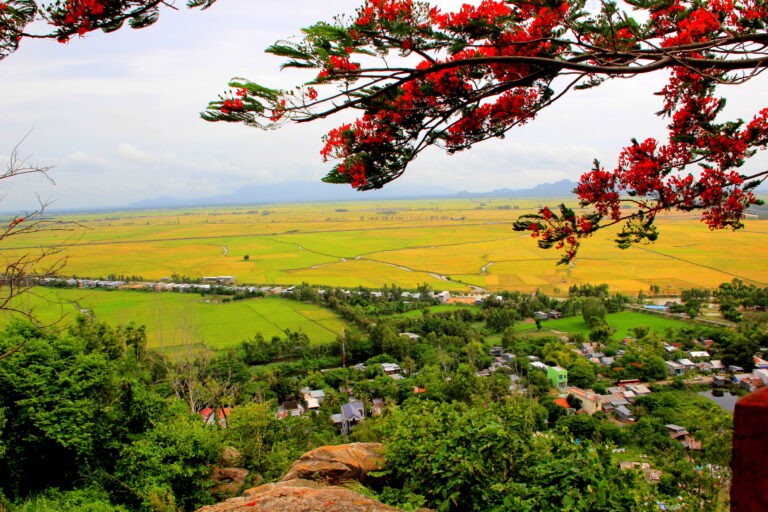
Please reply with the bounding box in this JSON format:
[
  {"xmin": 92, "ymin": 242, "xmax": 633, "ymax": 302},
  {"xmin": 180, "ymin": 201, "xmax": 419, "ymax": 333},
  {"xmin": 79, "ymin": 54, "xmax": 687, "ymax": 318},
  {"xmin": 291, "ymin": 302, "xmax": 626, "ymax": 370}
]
[
  {"xmin": 220, "ymin": 446, "xmax": 243, "ymax": 467},
  {"xmin": 196, "ymin": 443, "xmax": 430, "ymax": 512},
  {"xmin": 281, "ymin": 442, "xmax": 384, "ymax": 485},
  {"xmin": 196, "ymin": 485, "xmax": 403, "ymax": 512},
  {"xmin": 210, "ymin": 467, "xmax": 249, "ymax": 495}
]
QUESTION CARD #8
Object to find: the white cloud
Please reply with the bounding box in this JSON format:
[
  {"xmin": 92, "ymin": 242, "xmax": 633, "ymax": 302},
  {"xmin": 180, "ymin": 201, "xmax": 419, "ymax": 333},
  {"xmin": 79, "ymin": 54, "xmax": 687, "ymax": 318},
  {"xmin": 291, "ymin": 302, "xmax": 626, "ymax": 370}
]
[
  {"xmin": 116, "ymin": 143, "xmax": 154, "ymax": 164},
  {"xmin": 60, "ymin": 151, "xmax": 107, "ymax": 167}
]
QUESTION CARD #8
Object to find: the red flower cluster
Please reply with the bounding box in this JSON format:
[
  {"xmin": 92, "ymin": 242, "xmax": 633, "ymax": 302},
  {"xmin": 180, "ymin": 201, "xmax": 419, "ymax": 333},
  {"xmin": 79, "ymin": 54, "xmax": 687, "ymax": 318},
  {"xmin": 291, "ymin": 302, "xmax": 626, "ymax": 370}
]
[
  {"xmin": 431, "ymin": 0, "xmax": 512, "ymax": 30},
  {"xmin": 355, "ymin": 0, "xmax": 415, "ymax": 26},
  {"xmin": 336, "ymin": 160, "xmax": 368, "ymax": 188},
  {"xmin": 268, "ymin": 99, "xmax": 287, "ymax": 122},
  {"xmin": 7, "ymin": 217, "xmax": 24, "ymax": 229},
  {"xmin": 220, "ymin": 98, "xmax": 243, "ymax": 114},
  {"xmin": 53, "ymin": 0, "xmax": 107, "ymax": 40}
]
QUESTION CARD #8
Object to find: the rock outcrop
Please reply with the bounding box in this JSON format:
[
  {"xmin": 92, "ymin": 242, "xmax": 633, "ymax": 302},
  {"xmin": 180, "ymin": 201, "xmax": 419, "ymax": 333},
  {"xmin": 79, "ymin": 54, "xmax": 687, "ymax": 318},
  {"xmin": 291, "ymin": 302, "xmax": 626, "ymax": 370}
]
[{"xmin": 196, "ymin": 442, "xmax": 430, "ymax": 512}]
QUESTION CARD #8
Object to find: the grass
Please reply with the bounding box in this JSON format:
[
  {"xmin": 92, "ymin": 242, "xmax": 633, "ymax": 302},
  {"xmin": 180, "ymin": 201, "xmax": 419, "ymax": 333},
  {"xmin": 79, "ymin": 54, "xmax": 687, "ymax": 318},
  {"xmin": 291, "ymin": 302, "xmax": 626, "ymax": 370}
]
[
  {"xmin": 514, "ymin": 311, "xmax": 692, "ymax": 340},
  {"xmin": 384, "ymin": 303, "xmax": 481, "ymax": 318},
  {"xmin": 3, "ymin": 198, "xmax": 767, "ymax": 295},
  {"xmin": 2, "ymin": 288, "xmax": 344, "ymax": 351}
]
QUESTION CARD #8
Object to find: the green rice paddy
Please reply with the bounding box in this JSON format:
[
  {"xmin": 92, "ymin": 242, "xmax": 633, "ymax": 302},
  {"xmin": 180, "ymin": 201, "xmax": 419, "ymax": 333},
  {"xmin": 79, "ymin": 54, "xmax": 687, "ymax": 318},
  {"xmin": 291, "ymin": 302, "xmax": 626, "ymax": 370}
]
[{"xmin": 3, "ymin": 288, "xmax": 344, "ymax": 352}]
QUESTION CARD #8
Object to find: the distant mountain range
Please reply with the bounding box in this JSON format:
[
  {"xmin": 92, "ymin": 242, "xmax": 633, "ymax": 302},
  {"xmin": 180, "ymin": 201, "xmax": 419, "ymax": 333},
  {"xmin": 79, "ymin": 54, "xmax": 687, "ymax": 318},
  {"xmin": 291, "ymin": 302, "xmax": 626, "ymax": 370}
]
[{"xmin": 124, "ymin": 179, "xmax": 578, "ymax": 210}]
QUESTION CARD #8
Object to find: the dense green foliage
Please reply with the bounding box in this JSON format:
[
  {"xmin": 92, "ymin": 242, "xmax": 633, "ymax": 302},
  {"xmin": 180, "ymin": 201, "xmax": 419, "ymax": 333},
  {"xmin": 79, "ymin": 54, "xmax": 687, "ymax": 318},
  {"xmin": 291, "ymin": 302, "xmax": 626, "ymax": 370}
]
[{"xmin": 2, "ymin": 279, "xmax": 757, "ymax": 512}]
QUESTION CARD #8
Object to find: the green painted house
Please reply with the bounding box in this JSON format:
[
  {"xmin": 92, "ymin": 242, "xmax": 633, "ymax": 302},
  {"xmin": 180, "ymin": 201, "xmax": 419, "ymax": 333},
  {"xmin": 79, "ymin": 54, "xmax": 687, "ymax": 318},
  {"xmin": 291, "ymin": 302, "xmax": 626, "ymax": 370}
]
[{"xmin": 547, "ymin": 365, "xmax": 568, "ymax": 390}]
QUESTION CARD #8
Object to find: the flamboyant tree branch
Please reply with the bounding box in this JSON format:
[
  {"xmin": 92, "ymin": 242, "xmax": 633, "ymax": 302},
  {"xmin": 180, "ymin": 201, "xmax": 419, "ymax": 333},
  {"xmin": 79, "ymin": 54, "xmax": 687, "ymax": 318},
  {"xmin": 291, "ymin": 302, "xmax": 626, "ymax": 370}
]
[
  {"xmin": 0, "ymin": 0, "xmax": 219, "ymax": 60},
  {"xmin": 203, "ymin": 0, "xmax": 768, "ymax": 263}
]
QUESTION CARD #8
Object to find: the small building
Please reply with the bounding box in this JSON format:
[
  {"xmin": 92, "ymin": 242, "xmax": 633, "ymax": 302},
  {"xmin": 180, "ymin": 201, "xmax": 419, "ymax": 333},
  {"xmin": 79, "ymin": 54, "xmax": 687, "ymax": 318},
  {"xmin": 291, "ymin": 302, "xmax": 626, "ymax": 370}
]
[
  {"xmin": 665, "ymin": 361, "xmax": 684, "ymax": 376},
  {"xmin": 739, "ymin": 376, "xmax": 765, "ymax": 393},
  {"xmin": 338, "ymin": 400, "xmax": 365, "ymax": 435},
  {"xmin": 566, "ymin": 387, "xmax": 602, "ymax": 415},
  {"xmin": 277, "ymin": 401, "xmax": 305, "ymax": 419},
  {"xmin": 530, "ymin": 361, "xmax": 549, "ymax": 371},
  {"xmin": 547, "ymin": 366, "xmax": 568, "ymax": 390},
  {"xmin": 533, "ymin": 311, "xmax": 549, "ymax": 321},
  {"xmin": 553, "ymin": 397, "xmax": 573, "ymax": 413},
  {"xmin": 399, "ymin": 332, "xmax": 420, "ymax": 341},
  {"xmin": 754, "ymin": 369, "xmax": 768, "ymax": 386},
  {"xmin": 614, "ymin": 405, "xmax": 634, "ymax": 422},
  {"xmin": 380, "ymin": 363, "xmax": 402, "ymax": 375},
  {"xmin": 200, "ymin": 407, "xmax": 231, "ymax": 428},
  {"xmin": 625, "ymin": 383, "xmax": 652, "ymax": 396},
  {"xmin": 435, "ymin": 291, "xmax": 451, "ymax": 303},
  {"xmin": 665, "ymin": 424, "xmax": 690, "ymax": 440},
  {"xmin": 676, "ymin": 358, "xmax": 695, "ymax": 371},
  {"xmin": 489, "ymin": 346, "xmax": 504, "ymax": 357},
  {"xmin": 202, "ymin": 276, "xmax": 236, "ymax": 284},
  {"xmin": 688, "ymin": 351, "xmax": 711, "ymax": 360}
]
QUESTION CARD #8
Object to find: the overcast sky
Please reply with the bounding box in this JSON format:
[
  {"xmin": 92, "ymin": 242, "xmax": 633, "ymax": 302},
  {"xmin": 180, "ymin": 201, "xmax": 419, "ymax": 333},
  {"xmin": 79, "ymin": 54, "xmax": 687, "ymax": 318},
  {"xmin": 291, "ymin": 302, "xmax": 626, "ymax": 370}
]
[{"xmin": 1, "ymin": 0, "xmax": 767, "ymax": 212}]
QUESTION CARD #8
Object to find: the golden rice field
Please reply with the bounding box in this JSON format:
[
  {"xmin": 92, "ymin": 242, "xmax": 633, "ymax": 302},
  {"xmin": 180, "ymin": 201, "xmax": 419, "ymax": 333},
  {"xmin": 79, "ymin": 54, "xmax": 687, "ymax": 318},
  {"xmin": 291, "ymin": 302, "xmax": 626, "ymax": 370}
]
[{"xmin": 4, "ymin": 197, "xmax": 767, "ymax": 296}]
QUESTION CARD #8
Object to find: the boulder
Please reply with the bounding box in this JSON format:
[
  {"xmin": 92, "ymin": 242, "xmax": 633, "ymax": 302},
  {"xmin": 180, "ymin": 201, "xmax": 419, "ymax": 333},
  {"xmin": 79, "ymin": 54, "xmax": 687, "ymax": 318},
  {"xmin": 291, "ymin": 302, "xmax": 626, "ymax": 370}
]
[
  {"xmin": 281, "ymin": 442, "xmax": 384, "ymax": 485},
  {"xmin": 196, "ymin": 443, "xmax": 431, "ymax": 512},
  {"xmin": 210, "ymin": 467, "xmax": 250, "ymax": 495},
  {"xmin": 196, "ymin": 485, "xmax": 403, "ymax": 512}
]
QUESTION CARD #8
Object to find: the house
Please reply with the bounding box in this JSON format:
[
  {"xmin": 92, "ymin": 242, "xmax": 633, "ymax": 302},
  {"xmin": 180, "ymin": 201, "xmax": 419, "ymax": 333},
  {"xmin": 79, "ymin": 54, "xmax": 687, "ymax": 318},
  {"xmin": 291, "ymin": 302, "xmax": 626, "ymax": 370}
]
[
  {"xmin": 277, "ymin": 401, "xmax": 305, "ymax": 419},
  {"xmin": 200, "ymin": 407, "xmax": 231, "ymax": 428},
  {"xmin": 581, "ymin": 342, "xmax": 604, "ymax": 358},
  {"xmin": 338, "ymin": 400, "xmax": 365, "ymax": 435},
  {"xmin": 676, "ymin": 358, "xmax": 695, "ymax": 371},
  {"xmin": 547, "ymin": 366, "xmax": 568, "ymax": 390},
  {"xmin": 489, "ymin": 346, "xmax": 504, "ymax": 357},
  {"xmin": 665, "ymin": 424, "xmax": 690, "ymax": 440},
  {"xmin": 614, "ymin": 405, "xmax": 634, "ymax": 422},
  {"xmin": 600, "ymin": 393, "xmax": 630, "ymax": 411},
  {"xmin": 553, "ymin": 397, "xmax": 573, "ymax": 413},
  {"xmin": 738, "ymin": 376, "xmax": 765, "ymax": 393},
  {"xmin": 625, "ymin": 383, "xmax": 652, "ymax": 396},
  {"xmin": 548, "ymin": 310, "xmax": 562, "ymax": 319},
  {"xmin": 665, "ymin": 361, "xmax": 685, "ymax": 376},
  {"xmin": 666, "ymin": 425, "xmax": 703, "ymax": 450},
  {"xmin": 301, "ymin": 389, "xmax": 326, "ymax": 411},
  {"xmin": 710, "ymin": 360, "xmax": 725, "ymax": 373},
  {"xmin": 399, "ymin": 332, "xmax": 420, "ymax": 341},
  {"xmin": 712, "ymin": 375, "xmax": 727, "ymax": 388},
  {"xmin": 688, "ymin": 351, "xmax": 711, "ymax": 360},
  {"xmin": 533, "ymin": 311, "xmax": 549, "ymax": 321},
  {"xmin": 380, "ymin": 363, "xmax": 402, "ymax": 375},
  {"xmin": 754, "ymin": 369, "xmax": 768, "ymax": 386},
  {"xmin": 566, "ymin": 387, "xmax": 603, "ymax": 415},
  {"xmin": 753, "ymin": 356, "xmax": 768, "ymax": 369},
  {"xmin": 435, "ymin": 290, "xmax": 451, "ymax": 303},
  {"xmin": 530, "ymin": 361, "xmax": 549, "ymax": 371}
]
